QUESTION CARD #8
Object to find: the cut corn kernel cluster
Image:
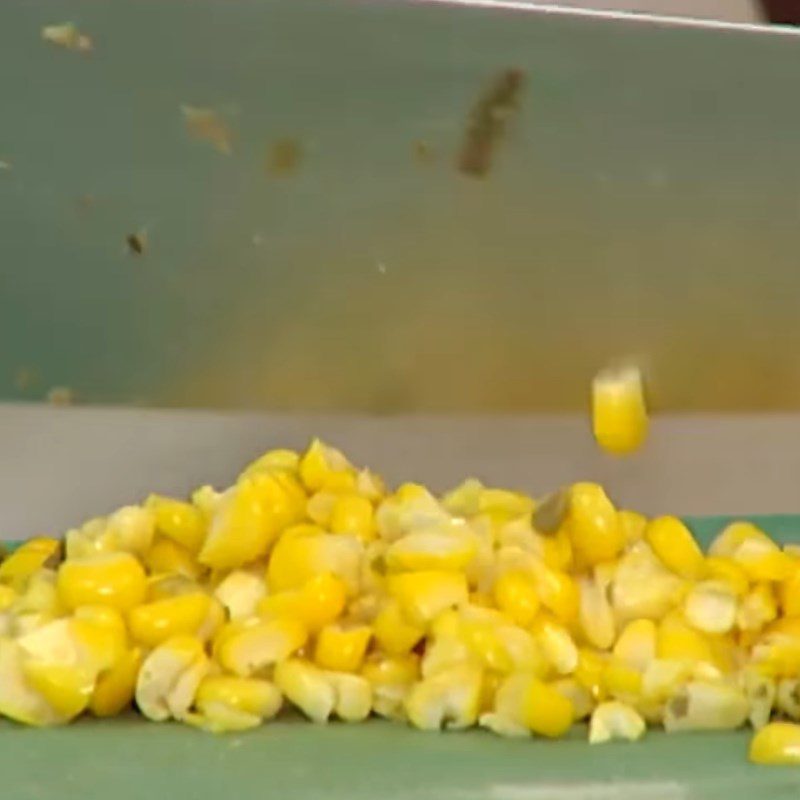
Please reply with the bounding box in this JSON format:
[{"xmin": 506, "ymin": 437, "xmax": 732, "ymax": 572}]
[{"xmin": 2, "ymin": 439, "xmax": 800, "ymax": 766}]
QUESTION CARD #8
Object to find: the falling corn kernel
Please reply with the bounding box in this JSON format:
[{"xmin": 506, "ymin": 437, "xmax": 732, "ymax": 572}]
[{"xmin": 591, "ymin": 364, "xmax": 648, "ymax": 456}]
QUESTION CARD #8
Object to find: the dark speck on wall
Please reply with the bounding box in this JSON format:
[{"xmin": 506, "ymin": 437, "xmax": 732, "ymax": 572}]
[{"xmin": 458, "ymin": 68, "xmax": 525, "ymax": 178}]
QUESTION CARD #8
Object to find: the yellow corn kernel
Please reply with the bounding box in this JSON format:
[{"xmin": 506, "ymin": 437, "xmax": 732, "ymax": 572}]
[
  {"xmin": 749, "ymin": 722, "xmax": 800, "ymax": 765},
  {"xmin": 258, "ymin": 573, "xmax": 347, "ymax": 633},
  {"xmin": 462, "ymin": 611, "xmax": 541, "ymax": 675},
  {"xmin": 552, "ymin": 677, "xmax": 594, "ymax": 720},
  {"xmin": 645, "ymin": 516, "xmax": 705, "ymax": 581},
  {"xmin": 215, "ymin": 617, "xmax": 307, "ymax": 677},
  {"xmin": 330, "ymin": 495, "xmax": 375, "ymax": 542},
  {"xmin": 641, "ymin": 658, "xmax": 692, "ymax": 703},
  {"xmin": 0, "ymin": 584, "xmax": 16, "ymax": 611},
  {"xmin": 734, "ymin": 537, "xmax": 794, "ymax": 583},
  {"xmin": 274, "ymin": 658, "xmax": 335, "ymax": 722},
  {"xmin": 421, "ymin": 625, "xmax": 473, "ymax": 678},
  {"xmin": 385, "ymin": 529, "xmax": 475, "ymax": 574},
  {"xmin": 57, "ymin": 552, "xmax": 147, "ymax": 612},
  {"xmin": 256, "ymin": 589, "xmax": 304, "ymax": 621},
  {"xmin": 145, "ymin": 495, "xmax": 206, "ymax": 554},
  {"xmin": 298, "ymin": 572, "xmax": 349, "ymax": 631},
  {"xmin": 356, "ymin": 469, "xmax": 386, "ymax": 503},
  {"xmin": 405, "ymin": 663, "xmax": 483, "ymax": 730},
  {"xmin": 200, "ymin": 474, "xmax": 304, "ymax": 571},
  {"xmin": 739, "ymin": 666, "xmax": 776, "ymax": 730},
  {"xmin": 710, "ymin": 521, "xmax": 771, "ymax": 558},
  {"xmin": 776, "ymin": 678, "xmax": 800, "ymax": 720},
  {"xmin": 314, "ymin": 623, "xmax": 372, "ymax": 672},
  {"xmin": 611, "ymin": 541, "xmax": 685, "ymax": 623},
  {"xmin": 106, "ymin": 506, "xmax": 157, "ymax": 556},
  {"xmin": 239, "ymin": 448, "xmax": 300, "ymax": 479},
  {"xmin": 90, "ymin": 647, "xmax": 141, "ymax": 717},
  {"xmin": 325, "ymin": 671, "xmax": 372, "ymax": 722},
  {"xmin": 664, "ymin": 681, "xmax": 749, "ymax": 732},
  {"xmin": 362, "ymin": 654, "xmax": 419, "ymax": 719},
  {"xmin": 618, "ymin": 510, "xmax": 647, "ymax": 548},
  {"xmin": 8, "ymin": 577, "xmax": 61, "ymax": 640},
  {"xmin": 602, "ymin": 658, "xmax": 643, "ymax": 700},
  {"xmin": 737, "ymin": 583, "xmax": 777, "ymax": 633},
  {"xmin": 575, "ymin": 648, "xmax": 607, "ymax": 701},
  {"xmin": 0, "ymin": 538, "xmax": 60, "ymax": 590},
  {"xmin": 479, "ymin": 488, "xmax": 533, "ymax": 520},
  {"xmin": 22, "ymin": 661, "xmax": 93, "ymax": 721},
  {"xmin": 591, "ymin": 364, "xmax": 648, "ymax": 456},
  {"xmin": 193, "ymin": 675, "xmax": 282, "ymax": 731},
  {"xmin": 144, "ymin": 538, "xmax": 202, "ymax": 580},
  {"xmin": 129, "ymin": 592, "xmax": 213, "ymax": 648},
  {"xmin": 683, "ymin": 581, "xmax": 737, "ymax": 634},
  {"xmin": 267, "ymin": 532, "xmax": 362, "ymax": 596},
  {"xmin": 578, "ymin": 574, "xmax": 616, "ymax": 650},
  {"xmin": 192, "ymin": 485, "xmax": 223, "ymax": 521},
  {"xmin": 528, "ymin": 559, "xmax": 579, "ymax": 625},
  {"xmin": 387, "ymin": 571, "xmax": 468, "ymax": 626},
  {"xmin": 589, "ymin": 700, "xmax": 646, "ymax": 744},
  {"xmin": 532, "ymin": 616, "xmax": 578, "ymax": 675},
  {"xmin": 614, "ymin": 619, "xmax": 657, "ymax": 672},
  {"xmin": 567, "ymin": 483, "xmax": 624, "ymax": 567},
  {"xmin": 0, "ymin": 637, "xmax": 61, "ymax": 726},
  {"xmin": 306, "ymin": 491, "xmax": 339, "ymax": 527},
  {"xmin": 540, "ymin": 530, "xmax": 574, "ymax": 573},
  {"xmin": 375, "ymin": 486, "xmax": 451, "ymax": 544},
  {"xmin": 135, "ymin": 635, "xmax": 209, "ymax": 722},
  {"xmin": 372, "ymin": 600, "xmax": 425, "ymax": 656},
  {"xmin": 657, "ymin": 616, "xmax": 714, "ymax": 665},
  {"xmin": 493, "ymin": 571, "xmax": 540, "ymax": 628},
  {"xmin": 299, "ymin": 439, "xmax": 354, "ymax": 493},
  {"xmin": 707, "ymin": 632, "xmax": 739, "ymax": 675},
  {"xmin": 214, "ymin": 570, "xmax": 266, "ymax": 620},
  {"xmin": 489, "ymin": 673, "xmax": 573, "ymax": 738},
  {"xmin": 780, "ymin": 567, "xmax": 800, "ymax": 617},
  {"xmin": 705, "ymin": 557, "xmax": 750, "ymax": 597},
  {"xmin": 72, "ymin": 606, "xmax": 128, "ymax": 672},
  {"xmin": 441, "ymin": 479, "xmax": 484, "ymax": 518},
  {"xmin": 752, "ymin": 633, "xmax": 800, "ymax": 678}
]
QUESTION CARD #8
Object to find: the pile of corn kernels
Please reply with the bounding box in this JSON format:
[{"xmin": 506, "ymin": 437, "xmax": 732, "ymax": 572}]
[{"xmin": 0, "ymin": 438, "xmax": 799, "ymax": 764}]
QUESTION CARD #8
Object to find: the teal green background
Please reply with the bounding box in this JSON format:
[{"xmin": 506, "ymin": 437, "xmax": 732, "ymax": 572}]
[{"xmin": 4, "ymin": 2, "xmax": 800, "ymax": 411}]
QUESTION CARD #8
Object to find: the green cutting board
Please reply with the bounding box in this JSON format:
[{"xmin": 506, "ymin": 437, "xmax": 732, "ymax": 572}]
[{"xmin": 1, "ymin": 516, "xmax": 799, "ymax": 800}]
